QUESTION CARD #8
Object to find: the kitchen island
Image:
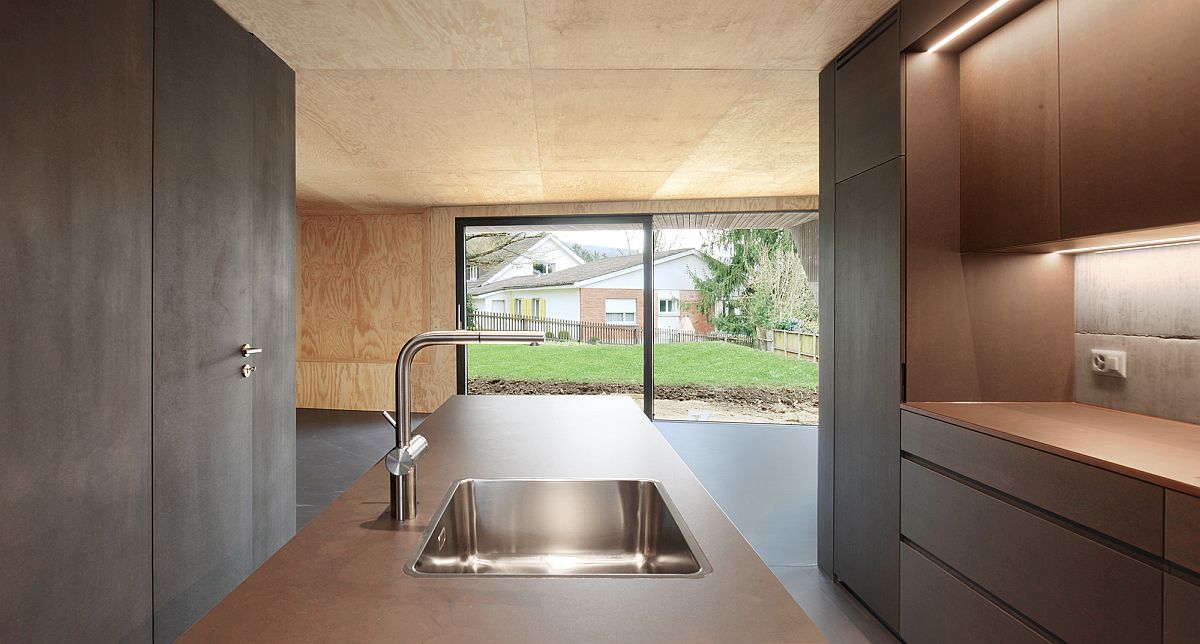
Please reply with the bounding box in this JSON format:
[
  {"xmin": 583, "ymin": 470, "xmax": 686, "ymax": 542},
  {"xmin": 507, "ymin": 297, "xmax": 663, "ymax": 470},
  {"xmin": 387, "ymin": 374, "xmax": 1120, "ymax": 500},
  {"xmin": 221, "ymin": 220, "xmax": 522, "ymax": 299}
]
[{"xmin": 183, "ymin": 396, "xmax": 824, "ymax": 643}]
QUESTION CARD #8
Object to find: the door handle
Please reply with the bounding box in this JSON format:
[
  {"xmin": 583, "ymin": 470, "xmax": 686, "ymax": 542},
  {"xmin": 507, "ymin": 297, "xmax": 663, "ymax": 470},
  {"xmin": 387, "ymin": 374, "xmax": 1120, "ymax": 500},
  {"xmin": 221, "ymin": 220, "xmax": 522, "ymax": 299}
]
[{"xmin": 240, "ymin": 343, "xmax": 262, "ymax": 357}]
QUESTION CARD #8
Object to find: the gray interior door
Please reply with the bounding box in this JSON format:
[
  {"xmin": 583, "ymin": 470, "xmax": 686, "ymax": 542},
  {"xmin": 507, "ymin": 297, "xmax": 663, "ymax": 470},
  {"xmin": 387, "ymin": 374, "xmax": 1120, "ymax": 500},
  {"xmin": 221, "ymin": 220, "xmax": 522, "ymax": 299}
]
[
  {"xmin": 152, "ymin": 0, "xmax": 255, "ymax": 639},
  {"xmin": 250, "ymin": 36, "xmax": 297, "ymax": 563}
]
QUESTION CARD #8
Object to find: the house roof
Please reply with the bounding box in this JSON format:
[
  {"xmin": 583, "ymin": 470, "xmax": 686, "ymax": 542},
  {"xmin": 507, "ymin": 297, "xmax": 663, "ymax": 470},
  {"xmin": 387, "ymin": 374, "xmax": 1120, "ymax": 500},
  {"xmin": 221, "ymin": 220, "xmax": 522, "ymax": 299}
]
[
  {"xmin": 470, "ymin": 248, "xmax": 700, "ymax": 296},
  {"xmin": 466, "ymin": 234, "xmax": 545, "ymax": 286}
]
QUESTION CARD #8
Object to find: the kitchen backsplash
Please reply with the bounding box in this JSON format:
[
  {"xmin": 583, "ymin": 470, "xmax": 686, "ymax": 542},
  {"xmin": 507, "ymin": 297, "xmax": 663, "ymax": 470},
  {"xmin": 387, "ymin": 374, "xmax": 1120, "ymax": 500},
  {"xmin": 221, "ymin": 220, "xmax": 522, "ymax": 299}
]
[{"xmin": 1074, "ymin": 242, "xmax": 1200, "ymax": 424}]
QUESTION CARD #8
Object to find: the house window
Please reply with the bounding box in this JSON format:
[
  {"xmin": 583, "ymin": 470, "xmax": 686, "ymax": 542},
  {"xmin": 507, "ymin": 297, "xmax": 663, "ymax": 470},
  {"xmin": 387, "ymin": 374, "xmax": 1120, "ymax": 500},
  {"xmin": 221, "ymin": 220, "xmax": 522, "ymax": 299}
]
[
  {"xmin": 466, "ymin": 264, "xmax": 479, "ymax": 280},
  {"xmin": 512, "ymin": 298, "xmax": 522, "ymax": 315},
  {"xmin": 490, "ymin": 300, "xmax": 505, "ymax": 313},
  {"xmin": 533, "ymin": 262, "xmax": 555, "ymax": 274},
  {"xmin": 605, "ymin": 298, "xmax": 637, "ymax": 324},
  {"xmin": 658, "ymin": 298, "xmax": 678, "ymax": 313},
  {"xmin": 531, "ymin": 298, "xmax": 542, "ymax": 318}
]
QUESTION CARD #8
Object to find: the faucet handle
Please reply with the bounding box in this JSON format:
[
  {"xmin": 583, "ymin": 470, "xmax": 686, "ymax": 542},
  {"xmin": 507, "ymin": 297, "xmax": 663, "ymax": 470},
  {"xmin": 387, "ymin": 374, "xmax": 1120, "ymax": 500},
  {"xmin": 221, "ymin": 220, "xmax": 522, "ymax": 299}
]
[{"xmin": 385, "ymin": 435, "xmax": 428, "ymax": 477}]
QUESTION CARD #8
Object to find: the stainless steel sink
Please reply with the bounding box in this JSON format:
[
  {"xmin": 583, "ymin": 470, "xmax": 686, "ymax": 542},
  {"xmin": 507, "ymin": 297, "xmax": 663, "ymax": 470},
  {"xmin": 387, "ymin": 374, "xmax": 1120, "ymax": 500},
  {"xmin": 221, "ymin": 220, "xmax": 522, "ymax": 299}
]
[{"xmin": 405, "ymin": 478, "xmax": 710, "ymax": 577}]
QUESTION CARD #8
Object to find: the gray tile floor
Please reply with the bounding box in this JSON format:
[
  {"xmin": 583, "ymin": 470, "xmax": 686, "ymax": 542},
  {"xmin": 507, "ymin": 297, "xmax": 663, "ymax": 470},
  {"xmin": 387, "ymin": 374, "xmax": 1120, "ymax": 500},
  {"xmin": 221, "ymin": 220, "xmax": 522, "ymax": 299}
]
[{"xmin": 296, "ymin": 408, "xmax": 894, "ymax": 642}]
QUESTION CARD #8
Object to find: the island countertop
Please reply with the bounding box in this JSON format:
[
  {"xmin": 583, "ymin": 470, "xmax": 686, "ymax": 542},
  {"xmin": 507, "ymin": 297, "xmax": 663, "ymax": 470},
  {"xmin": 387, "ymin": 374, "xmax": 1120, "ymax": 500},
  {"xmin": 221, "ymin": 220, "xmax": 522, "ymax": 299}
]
[
  {"xmin": 903, "ymin": 401, "xmax": 1200, "ymax": 497},
  {"xmin": 183, "ymin": 395, "xmax": 824, "ymax": 643}
]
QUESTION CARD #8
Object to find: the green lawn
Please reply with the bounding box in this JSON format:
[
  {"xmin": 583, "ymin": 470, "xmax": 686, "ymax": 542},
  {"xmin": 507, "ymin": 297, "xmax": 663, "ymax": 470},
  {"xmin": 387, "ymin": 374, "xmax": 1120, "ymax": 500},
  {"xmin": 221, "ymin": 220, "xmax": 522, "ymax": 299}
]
[{"xmin": 467, "ymin": 341, "xmax": 818, "ymax": 389}]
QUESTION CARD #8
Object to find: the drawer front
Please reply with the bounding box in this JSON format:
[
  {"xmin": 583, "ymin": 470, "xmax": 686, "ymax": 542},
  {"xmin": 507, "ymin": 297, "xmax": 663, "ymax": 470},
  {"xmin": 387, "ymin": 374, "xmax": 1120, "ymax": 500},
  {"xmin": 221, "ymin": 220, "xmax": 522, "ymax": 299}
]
[
  {"xmin": 901, "ymin": 410, "xmax": 1163, "ymax": 553},
  {"xmin": 1165, "ymin": 574, "xmax": 1200, "ymax": 644},
  {"xmin": 1166, "ymin": 491, "xmax": 1200, "ymax": 572},
  {"xmin": 900, "ymin": 543, "xmax": 1048, "ymax": 644},
  {"xmin": 901, "ymin": 459, "xmax": 1162, "ymax": 642}
]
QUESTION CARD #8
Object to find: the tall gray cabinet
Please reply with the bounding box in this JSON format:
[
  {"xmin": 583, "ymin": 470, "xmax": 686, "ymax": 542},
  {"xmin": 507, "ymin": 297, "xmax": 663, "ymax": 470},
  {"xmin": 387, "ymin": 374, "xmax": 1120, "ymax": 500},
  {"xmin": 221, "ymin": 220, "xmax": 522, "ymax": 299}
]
[
  {"xmin": 1, "ymin": 1, "xmax": 295, "ymax": 641},
  {"xmin": 818, "ymin": 8, "xmax": 905, "ymax": 632}
]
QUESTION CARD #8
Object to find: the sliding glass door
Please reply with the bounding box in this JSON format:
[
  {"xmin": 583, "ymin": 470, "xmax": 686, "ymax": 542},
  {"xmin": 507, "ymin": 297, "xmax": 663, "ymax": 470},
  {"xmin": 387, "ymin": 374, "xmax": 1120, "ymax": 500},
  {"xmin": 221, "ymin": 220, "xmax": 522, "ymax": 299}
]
[
  {"xmin": 455, "ymin": 216, "xmax": 655, "ymax": 416},
  {"xmin": 455, "ymin": 212, "xmax": 820, "ymax": 425}
]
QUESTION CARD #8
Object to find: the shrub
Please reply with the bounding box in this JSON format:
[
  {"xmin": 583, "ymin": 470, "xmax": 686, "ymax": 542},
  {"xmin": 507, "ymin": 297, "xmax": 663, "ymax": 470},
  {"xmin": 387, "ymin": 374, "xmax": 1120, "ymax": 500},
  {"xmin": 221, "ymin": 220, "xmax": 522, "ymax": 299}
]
[{"xmin": 556, "ymin": 330, "xmax": 571, "ymax": 342}]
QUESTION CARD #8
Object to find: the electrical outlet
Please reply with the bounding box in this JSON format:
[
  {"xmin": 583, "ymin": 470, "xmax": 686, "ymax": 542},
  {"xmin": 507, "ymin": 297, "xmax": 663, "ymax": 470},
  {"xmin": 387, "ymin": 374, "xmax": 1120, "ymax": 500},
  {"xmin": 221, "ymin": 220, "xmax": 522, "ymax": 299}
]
[{"xmin": 1090, "ymin": 349, "xmax": 1127, "ymax": 378}]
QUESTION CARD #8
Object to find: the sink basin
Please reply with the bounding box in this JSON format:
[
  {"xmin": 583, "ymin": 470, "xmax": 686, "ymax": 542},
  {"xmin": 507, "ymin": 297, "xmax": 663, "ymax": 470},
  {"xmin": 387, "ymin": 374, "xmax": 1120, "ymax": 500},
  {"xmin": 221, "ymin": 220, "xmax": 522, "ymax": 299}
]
[{"xmin": 406, "ymin": 478, "xmax": 710, "ymax": 577}]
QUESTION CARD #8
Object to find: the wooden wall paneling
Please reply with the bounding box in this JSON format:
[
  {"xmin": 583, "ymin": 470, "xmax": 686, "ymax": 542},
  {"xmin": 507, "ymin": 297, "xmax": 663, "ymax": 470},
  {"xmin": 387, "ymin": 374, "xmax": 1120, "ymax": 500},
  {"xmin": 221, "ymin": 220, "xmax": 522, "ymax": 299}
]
[
  {"xmin": 960, "ymin": 252, "xmax": 1074, "ymax": 401},
  {"xmin": 250, "ymin": 35, "xmax": 297, "ymax": 564},
  {"xmin": 1165, "ymin": 574, "xmax": 1200, "ymax": 644},
  {"xmin": 902, "ymin": 52, "xmax": 984, "ymax": 402},
  {"xmin": 834, "ymin": 14, "xmax": 902, "ymax": 182},
  {"xmin": 900, "ymin": 543, "xmax": 1049, "ymax": 644},
  {"xmin": 0, "ymin": 1, "xmax": 153, "ymax": 640},
  {"xmin": 901, "ymin": 459, "xmax": 1163, "ymax": 642},
  {"xmin": 424, "ymin": 209, "xmax": 458, "ymax": 411},
  {"xmin": 430, "ymin": 196, "xmax": 819, "ymax": 219},
  {"xmin": 296, "ymin": 209, "xmax": 445, "ymax": 412},
  {"xmin": 298, "ymin": 214, "xmax": 359, "ymax": 361},
  {"xmin": 152, "ymin": 0, "xmax": 255, "ymax": 638},
  {"xmin": 833, "ymin": 158, "xmax": 904, "ymax": 629},
  {"xmin": 959, "ymin": 0, "xmax": 1059, "ymax": 251},
  {"xmin": 816, "ymin": 64, "xmax": 836, "ymax": 576},
  {"xmin": 1059, "ymin": 0, "xmax": 1200, "ymax": 238}
]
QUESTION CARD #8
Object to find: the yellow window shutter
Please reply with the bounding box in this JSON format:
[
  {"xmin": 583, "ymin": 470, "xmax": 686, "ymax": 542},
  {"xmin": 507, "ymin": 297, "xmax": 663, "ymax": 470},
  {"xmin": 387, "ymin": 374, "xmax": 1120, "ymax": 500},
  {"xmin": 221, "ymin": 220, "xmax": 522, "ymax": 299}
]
[
  {"xmin": 521, "ymin": 299, "xmax": 532, "ymax": 316},
  {"xmin": 539, "ymin": 298, "xmax": 547, "ymax": 319},
  {"xmin": 509, "ymin": 299, "xmax": 516, "ymax": 315}
]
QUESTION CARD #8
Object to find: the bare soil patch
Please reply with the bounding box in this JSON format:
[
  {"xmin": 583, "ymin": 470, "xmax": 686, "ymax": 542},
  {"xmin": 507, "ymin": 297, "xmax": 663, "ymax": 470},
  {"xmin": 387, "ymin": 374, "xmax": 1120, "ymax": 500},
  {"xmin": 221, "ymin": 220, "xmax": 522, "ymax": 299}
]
[{"xmin": 467, "ymin": 378, "xmax": 818, "ymax": 424}]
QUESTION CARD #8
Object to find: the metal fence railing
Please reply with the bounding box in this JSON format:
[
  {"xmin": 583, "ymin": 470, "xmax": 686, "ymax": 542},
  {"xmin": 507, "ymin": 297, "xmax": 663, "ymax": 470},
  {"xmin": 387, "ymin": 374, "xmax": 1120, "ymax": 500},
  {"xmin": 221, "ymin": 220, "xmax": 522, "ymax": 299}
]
[{"xmin": 469, "ymin": 311, "xmax": 754, "ymax": 347}]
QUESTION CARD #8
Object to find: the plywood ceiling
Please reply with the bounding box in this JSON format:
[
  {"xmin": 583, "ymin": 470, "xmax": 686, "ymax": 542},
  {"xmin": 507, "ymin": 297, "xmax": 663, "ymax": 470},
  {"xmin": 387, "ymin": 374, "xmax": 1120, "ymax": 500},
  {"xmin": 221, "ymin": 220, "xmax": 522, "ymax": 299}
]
[{"xmin": 216, "ymin": 0, "xmax": 893, "ymax": 211}]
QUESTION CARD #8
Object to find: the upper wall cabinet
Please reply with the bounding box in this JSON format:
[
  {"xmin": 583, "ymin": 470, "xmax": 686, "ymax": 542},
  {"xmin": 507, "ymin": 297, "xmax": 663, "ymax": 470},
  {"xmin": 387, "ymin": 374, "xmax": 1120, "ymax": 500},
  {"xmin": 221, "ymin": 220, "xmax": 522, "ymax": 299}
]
[
  {"xmin": 900, "ymin": 0, "xmax": 968, "ymax": 49},
  {"xmin": 960, "ymin": 0, "xmax": 1059, "ymax": 251},
  {"xmin": 835, "ymin": 13, "xmax": 902, "ymax": 182},
  {"xmin": 1059, "ymin": 0, "xmax": 1200, "ymax": 239}
]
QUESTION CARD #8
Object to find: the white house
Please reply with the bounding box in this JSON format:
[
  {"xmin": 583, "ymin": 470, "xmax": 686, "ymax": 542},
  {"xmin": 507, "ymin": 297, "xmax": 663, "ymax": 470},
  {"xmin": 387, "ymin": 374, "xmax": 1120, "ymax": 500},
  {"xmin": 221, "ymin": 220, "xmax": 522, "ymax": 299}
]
[
  {"xmin": 465, "ymin": 233, "xmax": 586, "ymax": 286},
  {"xmin": 470, "ymin": 248, "xmax": 715, "ymax": 333}
]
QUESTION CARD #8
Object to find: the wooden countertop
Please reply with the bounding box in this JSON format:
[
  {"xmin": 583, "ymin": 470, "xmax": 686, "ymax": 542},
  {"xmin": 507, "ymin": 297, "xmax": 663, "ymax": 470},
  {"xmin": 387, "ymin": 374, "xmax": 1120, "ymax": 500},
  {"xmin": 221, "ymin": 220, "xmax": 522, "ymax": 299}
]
[
  {"xmin": 903, "ymin": 402, "xmax": 1200, "ymax": 497},
  {"xmin": 183, "ymin": 396, "xmax": 824, "ymax": 643}
]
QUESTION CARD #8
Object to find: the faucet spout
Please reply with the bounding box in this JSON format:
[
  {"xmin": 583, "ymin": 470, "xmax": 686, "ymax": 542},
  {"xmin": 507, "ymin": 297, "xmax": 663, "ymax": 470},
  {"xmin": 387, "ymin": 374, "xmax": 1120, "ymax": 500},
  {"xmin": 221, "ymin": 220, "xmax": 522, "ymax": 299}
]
[{"xmin": 389, "ymin": 329, "xmax": 544, "ymax": 521}]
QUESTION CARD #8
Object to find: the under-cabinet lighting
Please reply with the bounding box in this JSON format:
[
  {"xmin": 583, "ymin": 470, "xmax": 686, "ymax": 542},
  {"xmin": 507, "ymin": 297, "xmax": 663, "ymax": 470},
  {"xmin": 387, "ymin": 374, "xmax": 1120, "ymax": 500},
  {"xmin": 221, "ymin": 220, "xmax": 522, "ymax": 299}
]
[
  {"xmin": 1055, "ymin": 236, "xmax": 1200, "ymax": 255},
  {"xmin": 927, "ymin": 0, "xmax": 1010, "ymax": 52}
]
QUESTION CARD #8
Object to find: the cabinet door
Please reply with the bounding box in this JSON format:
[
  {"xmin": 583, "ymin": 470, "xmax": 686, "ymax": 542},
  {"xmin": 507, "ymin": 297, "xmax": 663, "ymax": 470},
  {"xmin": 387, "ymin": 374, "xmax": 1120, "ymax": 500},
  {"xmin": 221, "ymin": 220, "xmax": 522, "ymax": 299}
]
[
  {"xmin": 152, "ymin": 0, "xmax": 255, "ymax": 639},
  {"xmin": 960, "ymin": 0, "xmax": 1059, "ymax": 250},
  {"xmin": 835, "ymin": 15, "xmax": 902, "ymax": 182},
  {"xmin": 833, "ymin": 158, "xmax": 903, "ymax": 629},
  {"xmin": 901, "ymin": 544, "xmax": 1049, "ymax": 644},
  {"xmin": 1060, "ymin": 0, "xmax": 1200, "ymax": 238},
  {"xmin": 1165, "ymin": 574, "xmax": 1200, "ymax": 644}
]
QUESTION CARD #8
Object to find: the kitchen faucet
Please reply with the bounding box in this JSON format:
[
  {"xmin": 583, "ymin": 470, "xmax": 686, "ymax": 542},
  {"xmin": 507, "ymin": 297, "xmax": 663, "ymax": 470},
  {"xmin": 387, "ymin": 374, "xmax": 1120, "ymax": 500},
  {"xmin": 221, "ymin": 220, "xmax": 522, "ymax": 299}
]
[{"xmin": 385, "ymin": 329, "xmax": 545, "ymax": 521}]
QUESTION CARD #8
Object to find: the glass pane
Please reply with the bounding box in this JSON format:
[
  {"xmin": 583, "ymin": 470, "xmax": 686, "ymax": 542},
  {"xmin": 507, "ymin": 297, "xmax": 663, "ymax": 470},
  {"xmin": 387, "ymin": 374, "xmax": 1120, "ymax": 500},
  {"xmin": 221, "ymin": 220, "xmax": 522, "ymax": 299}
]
[
  {"xmin": 463, "ymin": 222, "xmax": 646, "ymax": 409},
  {"xmin": 651, "ymin": 225, "xmax": 819, "ymax": 425}
]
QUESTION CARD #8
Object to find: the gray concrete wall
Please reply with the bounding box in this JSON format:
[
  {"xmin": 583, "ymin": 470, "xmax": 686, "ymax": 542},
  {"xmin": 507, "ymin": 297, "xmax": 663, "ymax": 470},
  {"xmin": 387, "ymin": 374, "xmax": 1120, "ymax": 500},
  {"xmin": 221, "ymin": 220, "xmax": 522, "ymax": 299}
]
[{"xmin": 1074, "ymin": 243, "xmax": 1200, "ymax": 424}]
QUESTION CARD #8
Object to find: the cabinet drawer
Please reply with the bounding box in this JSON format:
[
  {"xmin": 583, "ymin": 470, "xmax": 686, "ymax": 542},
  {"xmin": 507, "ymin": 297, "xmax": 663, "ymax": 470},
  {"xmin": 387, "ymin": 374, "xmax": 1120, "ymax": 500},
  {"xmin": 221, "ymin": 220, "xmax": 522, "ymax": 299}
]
[
  {"xmin": 900, "ymin": 543, "xmax": 1048, "ymax": 644},
  {"xmin": 1166, "ymin": 491, "xmax": 1200, "ymax": 572},
  {"xmin": 834, "ymin": 15, "xmax": 901, "ymax": 182},
  {"xmin": 901, "ymin": 459, "xmax": 1162, "ymax": 642},
  {"xmin": 1165, "ymin": 574, "xmax": 1200, "ymax": 644},
  {"xmin": 902, "ymin": 410, "xmax": 1163, "ymax": 553}
]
